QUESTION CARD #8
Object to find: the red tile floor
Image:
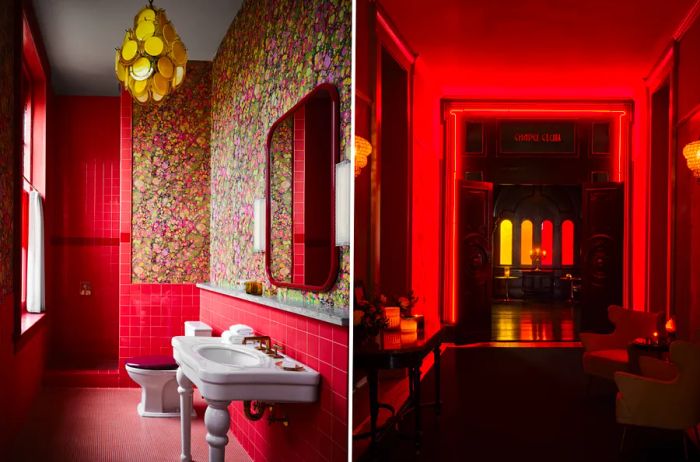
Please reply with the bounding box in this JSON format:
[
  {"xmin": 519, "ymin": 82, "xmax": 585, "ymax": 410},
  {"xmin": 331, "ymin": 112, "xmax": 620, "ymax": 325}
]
[{"xmin": 11, "ymin": 387, "xmax": 251, "ymax": 462}]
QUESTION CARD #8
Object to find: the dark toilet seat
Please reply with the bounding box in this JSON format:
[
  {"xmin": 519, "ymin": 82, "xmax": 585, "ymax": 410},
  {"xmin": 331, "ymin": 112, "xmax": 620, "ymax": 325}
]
[{"xmin": 125, "ymin": 355, "xmax": 178, "ymax": 371}]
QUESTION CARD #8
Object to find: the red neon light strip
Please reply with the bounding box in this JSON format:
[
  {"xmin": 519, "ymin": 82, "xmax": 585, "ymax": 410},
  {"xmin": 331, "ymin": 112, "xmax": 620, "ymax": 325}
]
[{"xmin": 446, "ymin": 105, "xmax": 629, "ymax": 323}]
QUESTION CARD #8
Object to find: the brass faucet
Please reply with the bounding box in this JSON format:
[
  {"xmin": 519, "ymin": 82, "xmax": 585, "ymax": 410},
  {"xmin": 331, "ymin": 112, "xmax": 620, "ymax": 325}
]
[{"xmin": 243, "ymin": 335, "xmax": 271, "ymax": 353}]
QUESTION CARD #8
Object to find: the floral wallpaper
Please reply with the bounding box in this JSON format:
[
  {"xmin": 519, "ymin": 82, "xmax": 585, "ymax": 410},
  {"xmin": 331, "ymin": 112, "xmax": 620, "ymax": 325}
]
[
  {"xmin": 0, "ymin": 2, "xmax": 16, "ymax": 297},
  {"xmin": 269, "ymin": 117, "xmax": 293, "ymax": 283},
  {"xmin": 210, "ymin": 0, "xmax": 351, "ymax": 307},
  {"xmin": 131, "ymin": 61, "xmax": 212, "ymax": 283}
]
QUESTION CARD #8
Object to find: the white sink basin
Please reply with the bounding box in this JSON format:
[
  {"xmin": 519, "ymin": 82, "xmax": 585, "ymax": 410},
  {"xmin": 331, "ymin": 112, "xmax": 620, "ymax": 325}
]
[
  {"xmin": 172, "ymin": 336, "xmax": 320, "ymax": 403},
  {"xmin": 196, "ymin": 345, "xmax": 263, "ymax": 367}
]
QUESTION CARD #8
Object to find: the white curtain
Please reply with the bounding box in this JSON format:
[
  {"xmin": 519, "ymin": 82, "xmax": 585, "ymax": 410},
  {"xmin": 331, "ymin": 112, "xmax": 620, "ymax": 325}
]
[{"xmin": 26, "ymin": 191, "xmax": 45, "ymax": 313}]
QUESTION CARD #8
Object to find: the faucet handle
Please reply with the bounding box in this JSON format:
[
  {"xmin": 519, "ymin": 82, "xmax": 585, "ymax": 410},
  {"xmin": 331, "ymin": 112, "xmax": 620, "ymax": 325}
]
[{"xmin": 270, "ymin": 343, "xmax": 284, "ymax": 358}]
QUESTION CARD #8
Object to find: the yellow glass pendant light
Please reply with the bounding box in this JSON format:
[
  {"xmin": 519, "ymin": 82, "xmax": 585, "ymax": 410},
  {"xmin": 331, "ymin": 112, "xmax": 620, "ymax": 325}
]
[
  {"xmin": 354, "ymin": 135, "xmax": 373, "ymax": 177},
  {"xmin": 114, "ymin": 0, "xmax": 188, "ymax": 104}
]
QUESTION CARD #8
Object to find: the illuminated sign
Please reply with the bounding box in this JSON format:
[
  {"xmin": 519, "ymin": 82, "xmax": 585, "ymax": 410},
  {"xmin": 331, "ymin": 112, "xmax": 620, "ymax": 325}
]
[{"xmin": 499, "ymin": 121, "xmax": 576, "ymax": 154}]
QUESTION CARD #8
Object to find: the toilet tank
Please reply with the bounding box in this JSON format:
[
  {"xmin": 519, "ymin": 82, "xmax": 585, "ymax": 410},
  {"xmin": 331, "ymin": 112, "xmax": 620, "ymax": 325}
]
[{"xmin": 185, "ymin": 321, "xmax": 212, "ymax": 337}]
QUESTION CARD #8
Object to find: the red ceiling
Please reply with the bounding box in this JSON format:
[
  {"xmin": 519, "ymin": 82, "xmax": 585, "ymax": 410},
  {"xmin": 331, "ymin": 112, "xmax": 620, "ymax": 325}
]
[{"xmin": 379, "ymin": 0, "xmax": 696, "ymax": 92}]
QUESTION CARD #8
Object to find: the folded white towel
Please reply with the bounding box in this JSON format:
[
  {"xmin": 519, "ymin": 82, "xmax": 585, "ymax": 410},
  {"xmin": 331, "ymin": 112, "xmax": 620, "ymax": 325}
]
[
  {"xmin": 221, "ymin": 331, "xmax": 247, "ymax": 345},
  {"xmin": 229, "ymin": 324, "xmax": 254, "ymax": 336}
]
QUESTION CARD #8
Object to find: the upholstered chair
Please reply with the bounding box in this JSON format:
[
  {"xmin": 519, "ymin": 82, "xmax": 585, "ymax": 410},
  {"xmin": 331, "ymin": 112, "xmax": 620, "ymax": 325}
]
[
  {"xmin": 580, "ymin": 305, "xmax": 662, "ymax": 382},
  {"xmin": 615, "ymin": 341, "xmax": 700, "ymax": 459}
]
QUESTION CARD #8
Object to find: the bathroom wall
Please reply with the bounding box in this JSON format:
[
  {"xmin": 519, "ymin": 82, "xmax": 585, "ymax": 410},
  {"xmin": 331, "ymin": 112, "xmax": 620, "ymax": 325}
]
[
  {"xmin": 200, "ymin": 290, "xmax": 348, "ymax": 462},
  {"xmin": 117, "ymin": 61, "xmax": 212, "ymax": 385},
  {"xmin": 47, "ymin": 96, "xmax": 120, "ymax": 368},
  {"xmin": 203, "ymin": 0, "xmax": 351, "ymax": 460},
  {"xmin": 131, "ymin": 61, "xmax": 211, "ymax": 284},
  {"xmin": 209, "ymin": 0, "xmax": 351, "ymax": 308},
  {"xmin": 0, "ymin": 1, "xmax": 48, "ymax": 452}
]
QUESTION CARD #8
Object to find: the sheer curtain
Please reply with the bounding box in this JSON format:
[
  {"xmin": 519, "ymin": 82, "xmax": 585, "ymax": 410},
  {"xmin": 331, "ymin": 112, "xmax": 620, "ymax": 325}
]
[{"xmin": 26, "ymin": 191, "xmax": 45, "ymax": 313}]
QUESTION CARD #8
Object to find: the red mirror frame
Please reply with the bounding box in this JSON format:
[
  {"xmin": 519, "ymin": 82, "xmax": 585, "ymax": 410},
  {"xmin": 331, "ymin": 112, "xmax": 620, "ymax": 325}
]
[{"xmin": 265, "ymin": 83, "xmax": 340, "ymax": 292}]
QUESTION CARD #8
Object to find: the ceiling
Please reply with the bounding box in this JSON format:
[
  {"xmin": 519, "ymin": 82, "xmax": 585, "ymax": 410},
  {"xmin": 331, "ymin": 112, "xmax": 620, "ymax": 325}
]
[
  {"xmin": 379, "ymin": 0, "xmax": 696, "ymax": 91},
  {"xmin": 32, "ymin": 0, "xmax": 243, "ymax": 96}
]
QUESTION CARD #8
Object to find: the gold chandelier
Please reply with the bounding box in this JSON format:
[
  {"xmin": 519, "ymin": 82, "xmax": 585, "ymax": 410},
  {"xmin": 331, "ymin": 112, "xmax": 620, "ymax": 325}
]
[
  {"xmin": 114, "ymin": 1, "xmax": 187, "ymax": 104},
  {"xmin": 354, "ymin": 135, "xmax": 373, "ymax": 177}
]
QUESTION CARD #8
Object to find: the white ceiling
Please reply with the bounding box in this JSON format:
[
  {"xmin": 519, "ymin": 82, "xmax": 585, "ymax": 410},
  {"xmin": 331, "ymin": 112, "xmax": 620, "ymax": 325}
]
[{"xmin": 32, "ymin": 0, "xmax": 244, "ymax": 96}]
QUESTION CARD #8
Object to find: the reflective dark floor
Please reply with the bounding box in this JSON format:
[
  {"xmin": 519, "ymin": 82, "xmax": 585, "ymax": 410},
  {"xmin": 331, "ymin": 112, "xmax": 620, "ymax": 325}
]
[{"xmin": 491, "ymin": 300, "xmax": 580, "ymax": 342}]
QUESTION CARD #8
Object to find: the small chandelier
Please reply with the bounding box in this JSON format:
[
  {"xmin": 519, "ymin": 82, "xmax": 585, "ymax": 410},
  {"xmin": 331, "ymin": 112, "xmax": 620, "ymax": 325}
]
[
  {"xmin": 354, "ymin": 135, "xmax": 373, "ymax": 177},
  {"xmin": 682, "ymin": 140, "xmax": 700, "ymax": 180},
  {"xmin": 114, "ymin": 0, "xmax": 187, "ymax": 104}
]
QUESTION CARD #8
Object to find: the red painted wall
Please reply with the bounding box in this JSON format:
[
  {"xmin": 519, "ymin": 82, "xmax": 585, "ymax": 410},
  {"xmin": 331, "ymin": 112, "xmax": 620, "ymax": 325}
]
[
  {"xmin": 200, "ymin": 289, "xmax": 348, "ymax": 462},
  {"xmin": 47, "ymin": 96, "xmax": 120, "ymax": 368},
  {"xmin": 0, "ymin": 296, "xmax": 48, "ymax": 452},
  {"xmin": 117, "ymin": 94, "xmax": 202, "ymax": 386},
  {"xmin": 673, "ymin": 18, "xmax": 700, "ymax": 340}
]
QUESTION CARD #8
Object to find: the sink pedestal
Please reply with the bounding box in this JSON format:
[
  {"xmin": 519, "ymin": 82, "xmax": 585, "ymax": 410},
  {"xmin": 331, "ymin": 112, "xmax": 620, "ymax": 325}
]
[
  {"xmin": 204, "ymin": 399, "xmax": 231, "ymax": 462},
  {"xmin": 176, "ymin": 365, "xmax": 239, "ymax": 462},
  {"xmin": 172, "ymin": 336, "xmax": 320, "ymax": 462},
  {"xmin": 177, "ymin": 367, "xmax": 194, "ymax": 462}
]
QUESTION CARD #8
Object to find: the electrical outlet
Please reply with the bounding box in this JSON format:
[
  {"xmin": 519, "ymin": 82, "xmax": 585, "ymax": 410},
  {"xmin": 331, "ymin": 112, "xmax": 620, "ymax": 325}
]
[{"xmin": 80, "ymin": 281, "xmax": 92, "ymax": 296}]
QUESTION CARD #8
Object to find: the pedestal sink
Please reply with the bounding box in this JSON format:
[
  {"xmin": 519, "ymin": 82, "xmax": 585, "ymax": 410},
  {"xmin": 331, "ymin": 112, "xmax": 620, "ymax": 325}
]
[{"xmin": 172, "ymin": 336, "xmax": 320, "ymax": 462}]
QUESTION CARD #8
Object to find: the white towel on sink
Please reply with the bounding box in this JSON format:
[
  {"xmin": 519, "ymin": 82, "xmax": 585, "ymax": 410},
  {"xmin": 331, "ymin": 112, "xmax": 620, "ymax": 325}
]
[{"xmin": 229, "ymin": 324, "xmax": 254, "ymax": 336}]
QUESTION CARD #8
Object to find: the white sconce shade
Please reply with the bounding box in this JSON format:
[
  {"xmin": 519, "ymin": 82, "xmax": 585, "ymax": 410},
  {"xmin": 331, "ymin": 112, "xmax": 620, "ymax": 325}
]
[
  {"xmin": 253, "ymin": 198, "xmax": 266, "ymax": 252},
  {"xmin": 335, "ymin": 160, "xmax": 351, "ymax": 246}
]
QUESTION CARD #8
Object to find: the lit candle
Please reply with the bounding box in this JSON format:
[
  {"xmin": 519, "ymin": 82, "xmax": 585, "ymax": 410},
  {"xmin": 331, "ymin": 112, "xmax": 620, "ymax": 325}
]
[
  {"xmin": 400, "ymin": 317, "xmax": 418, "ymax": 333},
  {"xmin": 504, "ymin": 267, "xmax": 510, "ymax": 277},
  {"xmin": 384, "ymin": 307, "xmax": 401, "ymax": 330},
  {"xmin": 665, "ymin": 317, "xmax": 677, "ymax": 334}
]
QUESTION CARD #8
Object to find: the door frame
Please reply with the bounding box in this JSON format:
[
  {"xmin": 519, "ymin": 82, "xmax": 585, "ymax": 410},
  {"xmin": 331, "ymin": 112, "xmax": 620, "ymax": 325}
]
[
  {"xmin": 370, "ymin": 4, "xmax": 417, "ymax": 293},
  {"xmin": 441, "ymin": 100, "xmax": 634, "ymax": 324}
]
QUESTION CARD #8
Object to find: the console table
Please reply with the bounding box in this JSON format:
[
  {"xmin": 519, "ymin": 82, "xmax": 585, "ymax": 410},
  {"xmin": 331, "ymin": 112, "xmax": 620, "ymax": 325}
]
[
  {"xmin": 354, "ymin": 325, "xmax": 443, "ymax": 451},
  {"xmin": 521, "ymin": 270, "xmax": 554, "ymax": 299}
]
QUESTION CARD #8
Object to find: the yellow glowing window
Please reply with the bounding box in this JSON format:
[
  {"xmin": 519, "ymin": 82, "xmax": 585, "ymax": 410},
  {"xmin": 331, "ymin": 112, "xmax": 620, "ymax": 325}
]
[
  {"xmin": 521, "ymin": 220, "xmax": 533, "ymax": 265},
  {"xmin": 499, "ymin": 219, "xmax": 513, "ymax": 265}
]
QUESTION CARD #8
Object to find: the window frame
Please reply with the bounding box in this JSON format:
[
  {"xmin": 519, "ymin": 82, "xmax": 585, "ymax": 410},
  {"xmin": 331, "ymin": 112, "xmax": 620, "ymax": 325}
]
[{"xmin": 14, "ymin": 4, "xmax": 48, "ymax": 342}]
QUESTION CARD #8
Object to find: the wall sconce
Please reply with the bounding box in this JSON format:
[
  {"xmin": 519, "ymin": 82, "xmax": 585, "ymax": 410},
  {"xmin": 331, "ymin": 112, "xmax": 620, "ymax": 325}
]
[
  {"xmin": 682, "ymin": 140, "xmax": 700, "ymax": 180},
  {"xmin": 354, "ymin": 135, "xmax": 372, "ymax": 177},
  {"xmin": 335, "ymin": 160, "xmax": 351, "ymax": 246},
  {"xmin": 253, "ymin": 198, "xmax": 265, "ymax": 252}
]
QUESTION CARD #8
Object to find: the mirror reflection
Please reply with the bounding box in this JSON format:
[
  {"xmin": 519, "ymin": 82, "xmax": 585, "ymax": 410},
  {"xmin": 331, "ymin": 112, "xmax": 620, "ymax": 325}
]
[{"xmin": 267, "ymin": 84, "xmax": 339, "ymax": 290}]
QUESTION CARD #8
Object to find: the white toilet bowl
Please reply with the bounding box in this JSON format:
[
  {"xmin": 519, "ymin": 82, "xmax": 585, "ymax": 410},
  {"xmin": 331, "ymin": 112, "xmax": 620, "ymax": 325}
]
[{"xmin": 125, "ymin": 355, "xmax": 192, "ymax": 418}]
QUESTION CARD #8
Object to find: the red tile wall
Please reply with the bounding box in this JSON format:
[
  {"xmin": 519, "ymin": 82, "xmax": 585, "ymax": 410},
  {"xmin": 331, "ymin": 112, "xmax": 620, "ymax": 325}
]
[
  {"xmin": 293, "ymin": 106, "xmax": 306, "ymax": 285},
  {"xmin": 47, "ymin": 96, "xmax": 120, "ymax": 368},
  {"xmin": 199, "ymin": 289, "xmax": 348, "ymax": 462},
  {"xmin": 117, "ymin": 92, "xmax": 201, "ymax": 386}
]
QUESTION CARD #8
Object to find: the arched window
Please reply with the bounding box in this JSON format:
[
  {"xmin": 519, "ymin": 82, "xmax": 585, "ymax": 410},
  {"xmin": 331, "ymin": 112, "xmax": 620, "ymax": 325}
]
[
  {"xmin": 541, "ymin": 220, "xmax": 553, "ymax": 266},
  {"xmin": 499, "ymin": 219, "xmax": 512, "ymax": 265},
  {"xmin": 562, "ymin": 220, "xmax": 575, "ymax": 266},
  {"xmin": 520, "ymin": 220, "xmax": 533, "ymax": 265}
]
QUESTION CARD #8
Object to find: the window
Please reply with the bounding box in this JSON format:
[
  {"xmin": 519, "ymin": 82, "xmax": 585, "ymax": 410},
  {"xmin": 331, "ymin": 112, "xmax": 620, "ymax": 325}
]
[
  {"xmin": 520, "ymin": 220, "xmax": 533, "ymax": 265},
  {"xmin": 541, "ymin": 220, "xmax": 553, "ymax": 266},
  {"xmin": 20, "ymin": 66, "xmax": 32, "ymax": 310},
  {"xmin": 499, "ymin": 219, "xmax": 512, "ymax": 265},
  {"xmin": 562, "ymin": 220, "xmax": 575, "ymax": 266},
  {"xmin": 18, "ymin": 8, "xmax": 47, "ymax": 325}
]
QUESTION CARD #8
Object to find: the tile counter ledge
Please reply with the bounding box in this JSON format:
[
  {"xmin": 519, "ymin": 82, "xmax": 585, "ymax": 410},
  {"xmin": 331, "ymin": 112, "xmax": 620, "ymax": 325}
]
[{"xmin": 196, "ymin": 283, "xmax": 350, "ymax": 326}]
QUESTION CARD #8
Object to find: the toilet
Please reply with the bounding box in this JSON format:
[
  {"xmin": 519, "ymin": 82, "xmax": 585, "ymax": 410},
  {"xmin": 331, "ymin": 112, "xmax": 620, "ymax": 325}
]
[{"xmin": 125, "ymin": 321, "xmax": 211, "ymax": 417}]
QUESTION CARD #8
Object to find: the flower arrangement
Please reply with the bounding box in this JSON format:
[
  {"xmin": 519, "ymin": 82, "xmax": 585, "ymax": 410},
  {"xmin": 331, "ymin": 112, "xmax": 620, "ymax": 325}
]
[{"xmin": 356, "ymin": 298, "xmax": 388, "ymax": 337}]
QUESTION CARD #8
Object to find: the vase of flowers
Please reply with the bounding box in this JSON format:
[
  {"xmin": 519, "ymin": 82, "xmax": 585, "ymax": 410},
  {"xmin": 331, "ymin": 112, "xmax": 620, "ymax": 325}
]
[{"xmin": 356, "ymin": 298, "xmax": 389, "ymax": 338}]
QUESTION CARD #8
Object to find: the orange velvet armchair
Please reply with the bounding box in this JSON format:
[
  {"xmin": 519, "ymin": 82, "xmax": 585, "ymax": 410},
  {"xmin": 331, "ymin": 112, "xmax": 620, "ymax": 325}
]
[{"xmin": 580, "ymin": 305, "xmax": 662, "ymax": 381}]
